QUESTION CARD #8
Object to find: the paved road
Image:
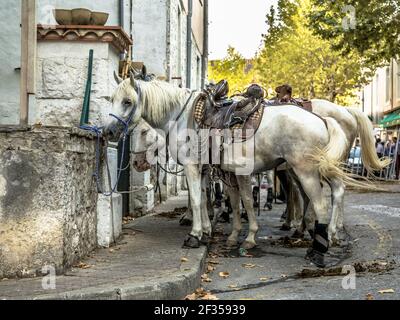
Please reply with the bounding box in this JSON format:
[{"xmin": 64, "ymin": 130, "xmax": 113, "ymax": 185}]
[{"xmin": 202, "ymin": 184, "xmax": 400, "ymax": 300}]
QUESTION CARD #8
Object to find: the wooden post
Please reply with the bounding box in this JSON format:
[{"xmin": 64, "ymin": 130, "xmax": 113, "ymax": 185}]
[{"xmin": 20, "ymin": 0, "xmax": 36, "ymax": 126}]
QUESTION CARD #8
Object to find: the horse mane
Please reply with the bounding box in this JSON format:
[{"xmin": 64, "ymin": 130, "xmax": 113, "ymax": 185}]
[{"xmin": 115, "ymin": 79, "xmax": 189, "ymax": 126}]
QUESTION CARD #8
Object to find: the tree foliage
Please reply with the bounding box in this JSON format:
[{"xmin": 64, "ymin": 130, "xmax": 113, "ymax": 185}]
[
  {"xmin": 208, "ymin": 47, "xmax": 255, "ymax": 94},
  {"xmin": 255, "ymin": 0, "xmax": 364, "ymax": 105},
  {"xmin": 308, "ymin": 0, "xmax": 400, "ymax": 72}
]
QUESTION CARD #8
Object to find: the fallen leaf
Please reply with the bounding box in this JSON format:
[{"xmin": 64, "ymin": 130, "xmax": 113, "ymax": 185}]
[
  {"xmin": 185, "ymin": 293, "xmax": 197, "ymax": 300},
  {"xmin": 181, "ymin": 257, "xmax": 189, "ymax": 263},
  {"xmin": 219, "ymin": 271, "xmax": 230, "ymax": 279},
  {"xmin": 109, "ymin": 249, "xmax": 115, "ymax": 253},
  {"xmin": 260, "ymin": 277, "xmax": 269, "ymax": 282},
  {"xmin": 242, "ymin": 263, "xmax": 256, "ymax": 269},
  {"xmin": 201, "ymin": 273, "xmax": 212, "ymax": 283},
  {"xmin": 366, "ymin": 293, "xmax": 374, "ymax": 300},
  {"xmin": 73, "ymin": 262, "xmax": 92, "ymax": 269},
  {"xmin": 378, "ymin": 289, "xmax": 395, "ymax": 294},
  {"xmin": 228, "ymin": 284, "xmax": 238, "ymax": 288},
  {"xmin": 281, "ymin": 274, "xmax": 288, "ymax": 278},
  {"xmin": 201, "ymin": 293, "xmax": 219, "ymax": 300},
  {"xmin": 208, "ymin": 260, "xmax": 220, "ymax": 265},
  {"xmin": 207, "ymin": 265, "xmax": 215, "ymax": 272}
]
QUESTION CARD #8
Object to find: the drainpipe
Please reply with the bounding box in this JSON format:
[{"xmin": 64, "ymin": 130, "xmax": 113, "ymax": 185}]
[
  {"xmin": 201, "ymin": 0, "xmax": 208, "ymax": 89},
  {"xmin": 186, "ymin": 0, "xmax": 193, "ymax": 89},
  {"xmin": 119, "ymin": 0, "xmax": 125, "ymax": 60}
]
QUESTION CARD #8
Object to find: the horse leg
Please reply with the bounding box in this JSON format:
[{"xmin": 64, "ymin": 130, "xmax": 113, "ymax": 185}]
[
  {"xmin": 237, "ymin": 176, "xmax": 259, "ymax": 249},
  {"xmin": 327, "ymin": 178, "xmax": 345, "ymax": 246},
  {"xmin": 200, "ymin": 170, "xmax": 212, "ymax": 244},
  {"xmin": 294, "ymin": 169, "xmax": 329, "ymax": 268},
  {"xmin": 226, "ymin": 185, "xmax": 242, "ymax": 247},
  {"xmin": 182, "ymin": 165, "xmax": 203, "ymax": 248},
  {"xmin": 179, "ymin": 180, "xmax": 193, "ymax": 226}
]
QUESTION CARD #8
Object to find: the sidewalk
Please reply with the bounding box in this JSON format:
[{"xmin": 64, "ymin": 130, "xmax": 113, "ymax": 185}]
[{"xmin": 0, "ymin": 191, "xmax": 207, "ymax": 300}]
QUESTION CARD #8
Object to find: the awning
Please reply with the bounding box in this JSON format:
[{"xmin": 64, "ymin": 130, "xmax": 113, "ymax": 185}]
[{"xmin": 380, "ymin": 110, "xmax": 400, "ymax": 128}]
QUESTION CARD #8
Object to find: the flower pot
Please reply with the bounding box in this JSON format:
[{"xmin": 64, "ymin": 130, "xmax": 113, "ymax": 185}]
[
  {"xmin": 53, "ymin": 9, "xmax": 72, "ymax": 25},
  {"xmin": 71, "ymin": 8, "xmax": 92, "ymax": 25},
  {"xmin": 90, "ymin": 12, "xmax": 109, "ymax": 26}
]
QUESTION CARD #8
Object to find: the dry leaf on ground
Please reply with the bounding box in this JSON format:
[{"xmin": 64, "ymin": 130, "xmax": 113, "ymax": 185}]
[
  {"xmin": 73, "ymin": 262, "xmax": 91, "ymax": 269},
  {"xmin": 181, "ymin": 257, "xmax": 188, "ymax": 263},
  {"xmin": 242, "ymin": 263, "xmax": 256, "ymax": 269},
  {"xmin": 185, "ymin": 293, "xmax": 197, "ymax": 300},
  {"xmin": 260, "ymin": 277, "xmax": 269, "ymax": 281},
  {"xmin": 378, "ymin": 289, "xmax": 395, "ymax": 294},
  {"xmin": 219, "ymin": 271, "xmax": 230, "ymax": 278},
  {"xmin": 201, "ymin": 273, "xmax": 212, "ymax": 283},
  {"xmin": 228, "ymin": 284, "xmax": 238, "ymax": 288},
  {"xmin": 366, "ymin": 293, "xmax": 374, "ymax": 300},
  {"xmin": 207, "ymin": 265, "xmax": 215, "ymax": 272},
  {"xmin": 201, "ymin": 293, "xmax": 219, "ymax": 300},
  {"xmin": 208, "ymin": 260, "xmax": 220, "ymax": 265}
]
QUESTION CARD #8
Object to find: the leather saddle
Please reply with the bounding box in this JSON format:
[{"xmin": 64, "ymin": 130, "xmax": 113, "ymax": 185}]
[
  {"xmin": 265, "ymin": 84, "xmax": 313, "ymax": 111},
  {"xmin": 194, "ymin": 80, "xmax": 265, "ymax": 133}
]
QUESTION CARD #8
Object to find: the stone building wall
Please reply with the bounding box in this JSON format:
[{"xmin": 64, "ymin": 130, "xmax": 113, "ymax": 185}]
[
  {"xmin": 34, "ymin": 41, "xmax": 119, "ymax": 128},
  {"xmin": 0, "ymin": 128, "xmax": 98, "ymax": 278}
]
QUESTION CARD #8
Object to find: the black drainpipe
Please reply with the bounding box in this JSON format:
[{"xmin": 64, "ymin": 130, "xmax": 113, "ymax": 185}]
[
  {"xmin": 201, "ymin": 0, "xmax": 208, "ymax": 89},
  {"xmin": 118, "ymin": 0, "xmax": 130, "ymax": 216},
  {"xmin": 186, "ymin": 0, "xmax": 193, "ymax": 89}
]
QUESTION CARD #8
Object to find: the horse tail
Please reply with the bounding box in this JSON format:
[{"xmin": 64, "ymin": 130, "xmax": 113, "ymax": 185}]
[
  {"xmin": 313, "ymin": 117, "xmax": 383, "ymax": 191},
  {"xmin": 345, "ymin": 107, "xmax": 391, "ymax": 171}
]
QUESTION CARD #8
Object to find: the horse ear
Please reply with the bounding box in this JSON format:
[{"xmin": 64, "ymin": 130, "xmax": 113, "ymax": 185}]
[
  {"xmin": 114, "ymin": 71, "xmax": 123, "ymax": 84},
  {"xmin": 130, "ymin": 71, "xmax": 139, "ymax": 91},
  {"xmin": 142, "ymin": 65, "xmax": 147, "ymax": 78}
]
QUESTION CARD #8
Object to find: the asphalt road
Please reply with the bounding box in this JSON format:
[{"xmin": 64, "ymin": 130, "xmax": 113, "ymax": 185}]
[{"xmin": 202, "ymin": 184, "xmax": 400, "ymax": 300}]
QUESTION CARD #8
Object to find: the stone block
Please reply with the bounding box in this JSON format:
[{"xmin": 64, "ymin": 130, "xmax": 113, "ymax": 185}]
[{"xmin": 97, "ymin": 193, "xmax": 122, "ymax": 247}]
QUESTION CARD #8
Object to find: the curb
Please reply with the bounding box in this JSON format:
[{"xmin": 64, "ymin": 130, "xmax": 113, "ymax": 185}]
[{"xmin": 32, "ymin": 247, "xmax": 207, "ymax": 300}]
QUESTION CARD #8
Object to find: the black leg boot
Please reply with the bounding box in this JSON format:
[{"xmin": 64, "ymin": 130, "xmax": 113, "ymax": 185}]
[
  {"xmin": 306, "ymin": 222, "xmax": 329, "ymax": 268},
  {"xmin": 253, "ymin": 186, "xmax": 259, "ymax": 208},
  {"xmin": 265, "ymin": 188, "xmax": 273, "ymax": 210}
]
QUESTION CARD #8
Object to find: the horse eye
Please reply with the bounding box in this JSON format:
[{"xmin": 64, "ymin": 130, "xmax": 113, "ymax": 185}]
[{"xmin": 123, "ymin": 99, "xmax": 132, "ymax": 106}]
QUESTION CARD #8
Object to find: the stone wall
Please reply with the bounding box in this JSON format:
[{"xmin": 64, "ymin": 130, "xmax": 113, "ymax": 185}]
[
  {"xmin": 0, "ymin": 127, "xmax": 98, "ymax": 278},
  {"xmin": 34, "ymin": 41, "xmax": 119, "ymax": 127}
]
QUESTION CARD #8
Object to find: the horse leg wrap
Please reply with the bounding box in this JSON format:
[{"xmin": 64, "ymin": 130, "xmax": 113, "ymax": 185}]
[
  {"xmin": 305, "ymin": 223, "xmax": 329, "ymax": 268},
  {"xmin": 313, "ymin": 223, "xmax": 329, "ymax": 254}
]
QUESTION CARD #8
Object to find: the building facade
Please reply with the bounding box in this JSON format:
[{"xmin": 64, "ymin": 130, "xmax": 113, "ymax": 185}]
[
  {"xmin": 361, "ymin": 58, "xmax": 400, "ymax": 137},
  {"xmin": 0, "ymin": 0, "xmax": 208, "ymax": 278}
]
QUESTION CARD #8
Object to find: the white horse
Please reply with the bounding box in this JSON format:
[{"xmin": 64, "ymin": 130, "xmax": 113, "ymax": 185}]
[
  {"xmin": 281, "ymin": 99, "xmax": 390, "ymax": 243},
  {"xmin": 104, "ymin": 72, "xmax": 361, "ymax": 267}
]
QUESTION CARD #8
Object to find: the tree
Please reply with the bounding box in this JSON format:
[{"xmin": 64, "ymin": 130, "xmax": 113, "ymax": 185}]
[
  {"xmin": 208, "ymin": 47, "xmax": 255, "ymax": 94},
  {"xmin": 255, "ymin": 0, "xmax": 364, "ymax": 105},
  {"xmin": 308, "ymin": 0, "xmax": 400, "ymax": 72}
]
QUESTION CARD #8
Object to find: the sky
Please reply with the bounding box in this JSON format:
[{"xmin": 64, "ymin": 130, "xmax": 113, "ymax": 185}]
[{"xmin": 209, "ymin": 0, "xmax": 278, "ymax": 60}]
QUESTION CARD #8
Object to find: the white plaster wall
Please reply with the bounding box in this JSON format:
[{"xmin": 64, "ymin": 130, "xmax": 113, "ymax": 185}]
[
  {"xmin": 168, "ymin": 0, "xmax": 188, "ymax": 87},
  {"xmin": 0, "ymin": 0, "xmax": 21, "ymax": 126},
  {"xmin": 131, "ymin": 0, "xmax": 168, "ymax": 77}
]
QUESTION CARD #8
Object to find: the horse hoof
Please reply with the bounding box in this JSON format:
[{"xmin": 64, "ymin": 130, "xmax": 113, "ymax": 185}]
[
  {"xmin": 280, "ymin": 223, "xmax": 291, "ymax": 231},
  {"xmin": 226, "ymin": 239, "xmax": 238, "ymax": 247},
  {"xmin": 305, "ymin": 249, "xmax": 326, "ymax": 268},
  {"xmin": 241, "ymin": 241, "xmax": 256, "ymax": 250},
  {"xmin": 183, "ymin": 234, "xmax": 200, "ymax": 248},
  {"xmin": 200, "ymin": 234, "xmax": 211, "ymax": 246},
  {"xmin": 291, "ymin": 230, "xmax": 304, "ymax": 239},
  {"xmin": 179, "ymin": 217, "xmax": 192, "ymax": 227}
]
